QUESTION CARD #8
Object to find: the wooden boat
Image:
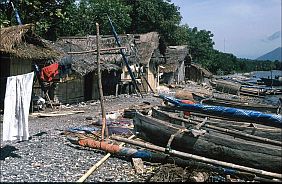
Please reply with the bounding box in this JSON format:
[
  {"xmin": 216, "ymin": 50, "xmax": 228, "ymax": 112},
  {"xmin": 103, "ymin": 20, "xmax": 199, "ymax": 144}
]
[
  {"xmin": 192, "ymin": 93, "xmax": 279, "ymax": 114},
  {"xmin": 210, "ymin": 79, "xmax": 268, "ymax": 97},
  {"xmin": 260, "ymin": 77, "xmax": 282, "ymax": 86},
  {"xmin": 154, "ymin": 106, "xmax": 282, "ymax": 142},
  {"xmin": 158, "ymin": 94, "xmax": 282, "ymax": 128},
  {"xmin": 133, "ymin": 110, "xmax": 282, "ymax": 173}
]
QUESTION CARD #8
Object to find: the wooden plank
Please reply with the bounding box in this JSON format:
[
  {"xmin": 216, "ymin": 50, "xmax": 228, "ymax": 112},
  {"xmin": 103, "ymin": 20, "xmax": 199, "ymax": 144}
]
[{"xmin": 30, "ymin": 110, "xmax": 84, "ymax": 117}]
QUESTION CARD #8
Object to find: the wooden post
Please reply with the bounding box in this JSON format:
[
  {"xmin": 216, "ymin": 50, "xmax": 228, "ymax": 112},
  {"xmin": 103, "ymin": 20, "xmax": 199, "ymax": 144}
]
[{"xmin": 96, "ymin": 23, "xmax": 108, "ymax": 141}]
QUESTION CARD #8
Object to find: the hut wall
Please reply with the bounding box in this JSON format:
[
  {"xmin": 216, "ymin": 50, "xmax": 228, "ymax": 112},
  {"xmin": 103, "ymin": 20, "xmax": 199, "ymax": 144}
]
[
  {"xmin": 146, "ymin": 61, "xmax": 157, "ymax": 92},
  {"xmin": 10, "ymin": 58, "xmax": 33, "ymax": 76},
  {"xmin": 54, "ymin": 77, "xmax": 84, "ymax": 104},
  {"xmin": 185, "ymin": 65, "xmax": 204, "ymax": 83}
]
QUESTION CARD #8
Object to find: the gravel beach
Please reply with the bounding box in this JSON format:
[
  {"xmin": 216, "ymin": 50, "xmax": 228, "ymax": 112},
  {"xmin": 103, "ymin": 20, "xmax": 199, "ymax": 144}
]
[
  {"xmin": 1, "ymin": 82, "xmax": 280, "ymax": 182},
  {"xmin": 0, "ymin": 94, "xmax": 165, "ymax": 182}
]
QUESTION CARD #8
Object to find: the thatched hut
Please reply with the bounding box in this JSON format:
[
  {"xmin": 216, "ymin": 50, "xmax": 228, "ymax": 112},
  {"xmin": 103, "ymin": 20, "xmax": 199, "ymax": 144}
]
[
  {"xmin": 0, "ymin": 24, "xmax": 61, "ymax": 109},
  {"xmin": 53, "ymin": 32, "xmax": 160, "ymax": 103},
  {"xmin": 133, "ymin": 32, "xmax": 160, "ymax": 92},
  {"xmin": 185, "ymin": 62, "xmax": 213, "ymax": 83},
  {"xmin": 159, "ymin": 45, "xmax": 188, "ymax": 84}
]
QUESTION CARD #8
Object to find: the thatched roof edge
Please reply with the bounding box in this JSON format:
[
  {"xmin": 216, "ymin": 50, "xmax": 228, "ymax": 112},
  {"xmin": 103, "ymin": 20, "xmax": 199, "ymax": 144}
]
[
  {"xmin": 191, "ymin": 62, "xmax": 213, "ymax": 78},
  {"xmin": 0, "ymin": 24, "xmax": 62, "ymax": 60}
]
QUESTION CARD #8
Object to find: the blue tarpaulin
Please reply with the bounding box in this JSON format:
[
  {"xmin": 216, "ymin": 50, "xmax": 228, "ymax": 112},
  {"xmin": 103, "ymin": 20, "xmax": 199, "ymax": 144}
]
[{"xmin": 159, "ymin": 94, "xmax": 282, "ymax": 128}]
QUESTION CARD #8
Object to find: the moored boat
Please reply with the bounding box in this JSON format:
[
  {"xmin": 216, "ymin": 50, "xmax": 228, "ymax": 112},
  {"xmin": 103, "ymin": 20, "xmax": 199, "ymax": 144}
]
[
  {"xmin": 191, "ymin": 92, "xmax": 280, "ymax": 114},
  {"xmin": 133, "ymin": 111, "xmax": 282, "ymax": 173},
  {"xmin": 260, "ymin": 77, "xmax": 282, "ymax": 86},
  {"xmin": 153, "ymin": 106, "xmax": 282, "ymax": 142},
  {"xmin": 158, "ymin": 94, "xmax": 282, "ymax": 128}
]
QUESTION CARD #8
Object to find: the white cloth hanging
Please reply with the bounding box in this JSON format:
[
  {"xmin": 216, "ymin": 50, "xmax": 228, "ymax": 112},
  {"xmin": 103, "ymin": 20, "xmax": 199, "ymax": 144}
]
[{"xmin": 3, "ymin": 72, "xmax": 34, "ymax": 141}]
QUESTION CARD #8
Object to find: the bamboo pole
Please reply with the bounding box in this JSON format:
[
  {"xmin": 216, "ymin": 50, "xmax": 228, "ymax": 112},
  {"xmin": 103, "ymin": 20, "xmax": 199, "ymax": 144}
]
[
  {"xmin": 96, "ymin": 23, "xmax": 108, "ymax": 140},
  {"xmin": 67, "ymin": 47, "xmax": 127, "ymax": 54},
  {"xmin": 108, "ymin": 16, "xmax": 143, "ymax": 98},
  {"xmin": 111, "ymin": 136, "xmax": 282, "ymax": 180},
  {"xmin": 77, "ymin": 135, "xmax": 135, "ymax": 182}
]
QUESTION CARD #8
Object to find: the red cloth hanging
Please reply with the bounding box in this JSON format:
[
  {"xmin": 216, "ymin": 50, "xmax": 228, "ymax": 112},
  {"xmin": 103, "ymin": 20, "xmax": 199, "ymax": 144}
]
[{"xmin": 40, "ymin": 63, "xmax": 59, "ymax": 82}]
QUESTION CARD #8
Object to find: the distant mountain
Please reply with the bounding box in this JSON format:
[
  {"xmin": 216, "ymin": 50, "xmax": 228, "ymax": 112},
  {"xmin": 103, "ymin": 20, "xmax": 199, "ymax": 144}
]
[{"xmin": 256, "ymin": 47, "xmax": 282, "ymax": 61}]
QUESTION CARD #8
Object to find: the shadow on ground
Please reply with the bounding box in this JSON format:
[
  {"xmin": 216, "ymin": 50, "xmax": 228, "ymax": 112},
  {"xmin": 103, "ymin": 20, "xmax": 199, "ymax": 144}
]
[{"xmin": 0, "ymin": 145, "xmax": 21, "ymax": 160}]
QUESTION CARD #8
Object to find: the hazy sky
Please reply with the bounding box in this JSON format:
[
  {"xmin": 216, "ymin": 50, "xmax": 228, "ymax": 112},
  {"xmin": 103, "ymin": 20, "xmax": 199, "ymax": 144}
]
[{"xmin": 170, "ymin": 0, "xmax": 281, "ymax": 59}]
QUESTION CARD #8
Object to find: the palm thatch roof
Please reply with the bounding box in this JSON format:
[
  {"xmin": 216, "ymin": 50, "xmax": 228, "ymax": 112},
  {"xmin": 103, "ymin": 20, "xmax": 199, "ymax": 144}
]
[
  {"xmin": 134, "ymin": 32, "xmax": 160, "ymax": 65},
  {"xmin": 54, "ymin": 32, "xmax": 160, "ymax": 76},
  {"xmin": 190, "ymin": 62, "xmax": 213, "ymax": 78},
  {"xmin": 0, "ymin": 24, "xmax": 62, "ymax": 60},
  {"xmin": 160, "ymin": 45, "xmax": 188, "ymax": 73}
]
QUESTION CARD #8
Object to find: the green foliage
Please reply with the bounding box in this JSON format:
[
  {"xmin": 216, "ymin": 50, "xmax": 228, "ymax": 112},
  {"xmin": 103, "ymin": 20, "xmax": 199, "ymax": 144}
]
[
  {"xmin": 1, "ymin": 0, "xmax": 280, "ymax": 74},
  {"xmin": 75, "ymin": 0, "xmax": 132, "ymax": 35},
  {"xmin": 123, "ymin": 0, "xmax": 182, "ymax": 45},
  {"xmin": 187, "ymin": 27, "xmax": 215, "ymax": 62},
  {"xmin": 237, "ymin": 58, "xmax": 281, "ymax": 72}
]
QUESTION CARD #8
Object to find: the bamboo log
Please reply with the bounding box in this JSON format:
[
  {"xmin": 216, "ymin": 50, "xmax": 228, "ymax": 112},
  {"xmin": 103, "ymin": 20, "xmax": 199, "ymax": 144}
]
[
  {"xmin": 111, "ymin": 135, "xmax": 282, "ymax": 179},
  {"xmin": 77, "ymin": 135, "xmax": 135, "ymax": 182},
  {"xmin": 72, "ymin": 135, "xmax": 258, "ymax": 181}
]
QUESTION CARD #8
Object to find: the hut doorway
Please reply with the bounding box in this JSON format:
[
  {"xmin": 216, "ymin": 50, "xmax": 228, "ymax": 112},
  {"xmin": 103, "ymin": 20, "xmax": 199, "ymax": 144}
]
[
  {"xmin": 84, "ymin": 72, "xmax": 93, "ymax": 101},
  {"xmin": 0, "ymin": 59, "xmax": 10, "ymax": 110}
]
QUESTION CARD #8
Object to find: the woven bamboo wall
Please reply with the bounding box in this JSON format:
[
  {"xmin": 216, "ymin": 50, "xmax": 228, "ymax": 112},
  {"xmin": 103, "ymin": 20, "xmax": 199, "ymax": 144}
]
[
  {"xmin": 54, "ymin": 77, "xmax": 84, "ymax": 104},
  {"xmin": 10, "ymin": 58, "xmax": 32, "ymax": 76}
]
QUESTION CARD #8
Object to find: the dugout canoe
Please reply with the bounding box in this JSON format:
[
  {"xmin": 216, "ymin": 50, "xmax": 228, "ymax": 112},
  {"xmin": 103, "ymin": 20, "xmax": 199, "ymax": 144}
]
[
  {"xmin": 152, "ymin": 107, "xmax": 282, "ymax": 143},
  {"xmin": 191, "ymin": 93, "xmax": 279, "ymax": 114},
  {"xmin": 158, "ymin": 94, "xmax": 282, "ymax": 128},
  {"xmin": 133, "ymin": 111, "xmax": 282, "ymax": 173}
]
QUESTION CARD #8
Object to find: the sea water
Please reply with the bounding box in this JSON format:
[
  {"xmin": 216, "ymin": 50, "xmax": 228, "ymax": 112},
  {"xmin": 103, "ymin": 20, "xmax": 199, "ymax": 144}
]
[
  {"xmin": 250, "ymin": 70, "xmax": 282, "ymax": 79},
  {"xmin": 250, "ymin": 70, "xmax": 282, "ymax": 106},
  {"xmin": 245, "ymin": 70, "xmax": 282, "ymax": 85},
  {"xmin": 228, "ymin": 70, "xmax": 282, "ymax": 106}
]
